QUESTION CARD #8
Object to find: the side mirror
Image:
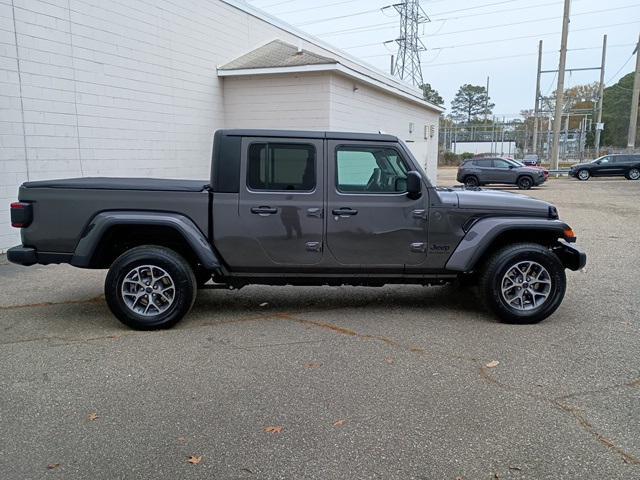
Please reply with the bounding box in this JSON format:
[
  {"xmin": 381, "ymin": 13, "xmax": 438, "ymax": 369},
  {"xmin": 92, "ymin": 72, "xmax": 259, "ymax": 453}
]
[
  {"xmin": 508, "ymin": 165, "xmax": 515, "ymax": 169},
  {"xmin": 406, "ymin": 171, "xmax": 422, "ymax": 200}
]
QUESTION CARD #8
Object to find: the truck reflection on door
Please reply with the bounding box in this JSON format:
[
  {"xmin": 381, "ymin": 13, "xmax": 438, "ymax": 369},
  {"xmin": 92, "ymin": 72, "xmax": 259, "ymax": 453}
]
[{"xmin": 280, "ymin": 195, "xmax": 302, "ymax": 239}]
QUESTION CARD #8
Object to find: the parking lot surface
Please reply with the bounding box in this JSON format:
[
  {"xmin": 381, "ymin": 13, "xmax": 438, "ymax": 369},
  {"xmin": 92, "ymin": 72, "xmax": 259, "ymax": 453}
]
[{"xmin": 1, "ymin": 171, "xmax": 639, "ymax": 479}]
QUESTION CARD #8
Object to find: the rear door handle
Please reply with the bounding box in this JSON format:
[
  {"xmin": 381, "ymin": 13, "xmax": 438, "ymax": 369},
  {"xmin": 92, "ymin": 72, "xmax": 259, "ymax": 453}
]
[
  {"xmin": 251, "ymin": 206, "xmax": 278, "ymax": 216},
  {"xmin": 332, "ymin": 208, "xmax": 358, "ymax": 217}
]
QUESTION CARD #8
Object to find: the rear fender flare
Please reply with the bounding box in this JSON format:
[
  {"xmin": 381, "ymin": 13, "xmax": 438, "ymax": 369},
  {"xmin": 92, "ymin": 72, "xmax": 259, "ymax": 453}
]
[
  {"xmin": 70, "ymin": 211, "xmax": 220, "ymax": 269},
  {"xmin": 445, "ymin": 217, "xmax": 570, "ymax": 272}
]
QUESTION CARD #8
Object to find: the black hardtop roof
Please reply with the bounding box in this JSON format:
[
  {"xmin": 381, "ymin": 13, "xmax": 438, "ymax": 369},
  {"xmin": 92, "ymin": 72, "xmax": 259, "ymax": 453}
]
[{"xmin": 217, "ymin": 129, "xmax": 399, "ymax": 142}]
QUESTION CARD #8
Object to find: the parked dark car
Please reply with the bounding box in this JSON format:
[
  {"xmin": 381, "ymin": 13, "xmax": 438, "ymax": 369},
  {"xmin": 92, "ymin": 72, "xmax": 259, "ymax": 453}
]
[
  {"xmin": 457, "ymin": 157, "xmax": 546, "ymax": 190},
  {"xmin": 569, "ymin": 154, "xmax": 640, "ymax": 181},
  {"xmin": 8, "ymin": 130, "xmax": 585, "ymax": 329},
  {"xmin": 522, "ymin": 154, "xmax": 539, "ymax": 166}
]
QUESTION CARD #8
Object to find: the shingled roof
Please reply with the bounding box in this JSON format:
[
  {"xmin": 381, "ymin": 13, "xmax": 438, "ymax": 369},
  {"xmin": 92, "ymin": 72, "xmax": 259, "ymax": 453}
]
[{"xmin": 218, "ymin": 40, "xmax": 337, "ymax": 70}]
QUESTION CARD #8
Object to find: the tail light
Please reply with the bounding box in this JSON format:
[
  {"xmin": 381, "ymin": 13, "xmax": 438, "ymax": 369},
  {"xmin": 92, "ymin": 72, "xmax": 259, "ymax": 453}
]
[{"xmin": 10, "ymin": 202, "xmax": 33, "ymax": 228}]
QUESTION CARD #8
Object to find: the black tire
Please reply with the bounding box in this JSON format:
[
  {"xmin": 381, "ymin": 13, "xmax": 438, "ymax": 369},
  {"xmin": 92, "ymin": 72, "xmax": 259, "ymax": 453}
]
[
  {"xmin": 479, "ymin": 243, "xmax": 566, "ymax": 324},
  {"xmin": 576, "ymin": 169, "xmax": 590, "ymax": 181},
  {"xmin": 517, "ymin": 176, "xmax": 533, "ymax": 190},
  {"xmin": 464, "ymin": 175, "xmax": 479, "ymax": 188},
  {"xmin": 625, "ymin": 167, "xmax": 640, "ymax": 180},
  {"xmin": 105, "ymin": 246, "xmax": 197, "ymax": 330}
]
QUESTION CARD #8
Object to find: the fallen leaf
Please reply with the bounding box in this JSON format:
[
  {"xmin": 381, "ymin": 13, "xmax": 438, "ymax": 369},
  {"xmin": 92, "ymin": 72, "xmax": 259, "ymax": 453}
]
[
  {"xmin": 304, "ymin": 363, "xmax": 322, "ymax": 369},
  {"xmin": 187, "ymin": 455, "xmax": 202, "ymax": 465},
  {"xmin": 509, "ymin": 466, "xmax": 522, "ymax": 471},
  {"xmin": 87, "ymin": 412, "xmax": 98, "ymax": 421},
  {"xmin": 46, "ymin": 463, "xmax": 61, "ymax": 470},
  {"xmin": 485, "ymin": 360, "xmax": 500, "ymax": 368},
  {"xmin": 384, "ymin": 357, "xmax": 395, "ymax": 364},
  {"xmin": 263, "ymin": 426, "xmax": 283, "ymax": 434},
  {"xmin": 241, "ymin": 467, "xmax": 254, "ymax": 474},
  {"xmin": 333, "ymin": 419, "xmax": 346, "ymax": 427}
]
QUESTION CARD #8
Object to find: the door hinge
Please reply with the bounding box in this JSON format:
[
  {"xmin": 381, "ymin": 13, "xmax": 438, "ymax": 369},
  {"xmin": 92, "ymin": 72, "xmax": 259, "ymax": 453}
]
[{"xmin": 305, "ymin": 241, "xmax": 322, "ymax": 252}]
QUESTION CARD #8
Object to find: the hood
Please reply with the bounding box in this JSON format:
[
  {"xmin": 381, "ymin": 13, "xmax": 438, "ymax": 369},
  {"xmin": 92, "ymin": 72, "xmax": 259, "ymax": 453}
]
[{"xmin": 442, "ymin": 188, "xmax": 553, "ymax": 217}]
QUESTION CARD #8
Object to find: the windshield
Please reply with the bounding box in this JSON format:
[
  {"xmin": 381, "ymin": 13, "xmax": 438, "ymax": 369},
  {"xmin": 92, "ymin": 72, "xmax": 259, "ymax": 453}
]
[{"xmin": 512, "ymin": 160, "xmax": 525, "ymax": 167}]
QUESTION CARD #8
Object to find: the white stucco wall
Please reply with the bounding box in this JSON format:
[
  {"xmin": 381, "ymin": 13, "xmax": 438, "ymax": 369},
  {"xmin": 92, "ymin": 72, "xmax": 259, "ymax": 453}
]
[
  {"xmin": 328, "ymin": 75, "xmax": 440, "ymax": 183},
  {"xmin": 223, "ymin": 73, "xmax": 331, "ymax": 130},
  {"xmin": 0, "ymin": 0, "xmax": 439, "ymax": 251}
]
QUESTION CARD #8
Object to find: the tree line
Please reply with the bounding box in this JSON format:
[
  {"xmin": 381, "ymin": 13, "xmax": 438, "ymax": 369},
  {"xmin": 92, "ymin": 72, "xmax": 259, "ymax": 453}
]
[{"xmin": 422, "ymin": 73, "xmax": 639, "ymax": 148}]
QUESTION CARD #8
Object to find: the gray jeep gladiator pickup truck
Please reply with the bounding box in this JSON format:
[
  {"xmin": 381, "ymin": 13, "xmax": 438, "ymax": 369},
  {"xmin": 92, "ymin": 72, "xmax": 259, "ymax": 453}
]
[{"xmin": 8, "ymin": 129, "xmax": 586, "ymax": 329}]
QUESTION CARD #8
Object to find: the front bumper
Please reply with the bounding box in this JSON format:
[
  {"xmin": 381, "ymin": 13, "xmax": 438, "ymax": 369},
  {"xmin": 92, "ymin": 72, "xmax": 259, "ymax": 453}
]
[
  {"xmin": 7, "ymin": 245, "xmax": 37, "ymax": 266},
  {"xmin": 554, "ymin": 240, "xmax": 587, "ymax": 271}
]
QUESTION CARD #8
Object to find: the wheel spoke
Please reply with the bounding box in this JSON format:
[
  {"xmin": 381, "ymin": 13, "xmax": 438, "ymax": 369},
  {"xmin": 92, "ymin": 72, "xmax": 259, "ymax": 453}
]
[
  {"xmin": 500, "ymin": 260, "xmax": 552, "ymax": 312},
  {"xmin": 121, "ymin": 265, "xmax": 176, "ymax": 317}
]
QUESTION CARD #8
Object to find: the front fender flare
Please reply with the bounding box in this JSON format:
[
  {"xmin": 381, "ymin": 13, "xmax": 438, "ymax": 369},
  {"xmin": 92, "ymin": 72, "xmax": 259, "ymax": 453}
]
[
  {"xmin": 70, "ymin": 211, "xmax": 220, "ymax": 269},
  {"xmin": 445, "ymin": 217, "xmax": 570, "ymax": 272}
]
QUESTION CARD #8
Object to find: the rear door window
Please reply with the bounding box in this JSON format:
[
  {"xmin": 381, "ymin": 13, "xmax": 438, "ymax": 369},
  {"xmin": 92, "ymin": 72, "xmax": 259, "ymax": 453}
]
[{"xmin": 247, "ymin": 143, "xmax": 315, "ymax": 191}]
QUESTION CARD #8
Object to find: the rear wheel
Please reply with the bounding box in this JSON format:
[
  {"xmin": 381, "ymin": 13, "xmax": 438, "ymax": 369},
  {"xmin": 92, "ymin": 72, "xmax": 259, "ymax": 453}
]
[
  {"xmin": 479, "ymin": 243, "xmax": 566, "ymax": 324},
  {"xmin": 105, "ymin": 246, "xmax": 196, "ymax": 330},
  {"xmin": 464, "ymin": 175, "xmax": 479, "ymax": 188},
  {"xmin": 577, "ymin": 169, "xmax": 590, "ymax": 181},
  {"xmin": 626, "ymin": 168, "xmax": 640, "ymax": 180},
  {"xmin": 517, "ymin": 176, "xmax": 533, "ymax": 190}
]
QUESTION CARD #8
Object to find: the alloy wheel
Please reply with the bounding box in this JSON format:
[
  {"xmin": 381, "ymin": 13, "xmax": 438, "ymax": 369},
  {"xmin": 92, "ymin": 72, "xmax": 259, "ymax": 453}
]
[
  {"xmin": 121, "ymin": 265, "xmax": 175, "ymax": 316},
  {"xmin": 500, "ymin": 261, "xmax": 552, "ymax": 311}
]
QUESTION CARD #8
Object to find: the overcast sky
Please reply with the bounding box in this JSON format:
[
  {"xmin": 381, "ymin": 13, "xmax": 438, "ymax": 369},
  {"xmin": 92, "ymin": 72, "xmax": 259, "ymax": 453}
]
[{"xmin": 245, "ymin": 0, "xmax": 639, "ymax": 119}]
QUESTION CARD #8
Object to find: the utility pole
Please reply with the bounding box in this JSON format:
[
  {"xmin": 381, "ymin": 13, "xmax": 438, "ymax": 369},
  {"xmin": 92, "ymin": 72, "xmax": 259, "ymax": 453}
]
[
  {"xmin": 594, "ymin": 35, "xmax": 607, "ymax": 154},
  {"xmin": 627, "ymin": 33, "xmax": 640, "ymax": 148},
  {"xmin": 550, "ymin": 0, "xmax": 571, "ymax": 170},
  {"xmin": 533, "ymin": 40, "xmax": 543, "ymax": 155},
  {"xmin": 390, "ymin": 0, "xmax": 430, "ymax": 87},
  {"xmin": 485, "ymin": 76, "xmax": 490, "ymax": 123}
]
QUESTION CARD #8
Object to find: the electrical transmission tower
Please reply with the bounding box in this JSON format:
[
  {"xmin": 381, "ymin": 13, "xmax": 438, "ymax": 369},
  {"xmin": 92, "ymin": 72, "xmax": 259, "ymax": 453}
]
[{"xmin": 391, "ymin": 0, "xmax": 429, "ymax": 87}]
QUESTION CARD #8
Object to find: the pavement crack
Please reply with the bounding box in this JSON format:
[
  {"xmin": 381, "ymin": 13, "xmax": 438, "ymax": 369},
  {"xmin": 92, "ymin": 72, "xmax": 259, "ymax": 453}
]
[
  {"xmin": 0, "ymin": 333, "xmax": 123, "ymax": 346},
  {"xmin": 554, "ymin": 377, "xmax": 640, "ymax": 401},
  {"xmin": 0, "ymin": 295, "xmax": 104, "ymax": 311},
  {"xmin": 553, "ymin": 400, "xmax": 640, "ymax": 465},
  {"xmin": 480, "ymin": 367, "xmax": 640, "ymax": 466}
]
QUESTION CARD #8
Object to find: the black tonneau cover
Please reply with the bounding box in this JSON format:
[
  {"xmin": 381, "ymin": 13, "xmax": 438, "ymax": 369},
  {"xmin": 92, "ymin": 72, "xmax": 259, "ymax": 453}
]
[{"xmin": 22, "ymin": 177, "xmax": 209, "ymax": 192}]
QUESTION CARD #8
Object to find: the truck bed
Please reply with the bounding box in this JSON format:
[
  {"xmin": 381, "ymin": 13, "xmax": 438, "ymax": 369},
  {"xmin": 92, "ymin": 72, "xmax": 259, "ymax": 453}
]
[
  {"xmin": 22, "ymin": 177, "xmax": 208, "ymax": 192},
  {"xmin": 18, "ymin": 177, "xmax": 210, "ymax": 254}
]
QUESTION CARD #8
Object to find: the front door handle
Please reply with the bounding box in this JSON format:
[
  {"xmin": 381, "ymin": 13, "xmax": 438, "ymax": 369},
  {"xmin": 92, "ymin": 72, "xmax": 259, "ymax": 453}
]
[
  {"xmin": 251, "ymin": 206, "xmax": 278, "ymax": 216},
  {"xmin": 332, "ymin": 207, "xmax": 358, "ymax": 217}
]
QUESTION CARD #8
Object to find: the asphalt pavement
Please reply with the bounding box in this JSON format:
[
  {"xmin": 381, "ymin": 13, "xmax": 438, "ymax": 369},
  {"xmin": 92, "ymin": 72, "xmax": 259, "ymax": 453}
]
[{"xmin": 0, "ymin": 171, "xmax": 638, "ymax": 479}]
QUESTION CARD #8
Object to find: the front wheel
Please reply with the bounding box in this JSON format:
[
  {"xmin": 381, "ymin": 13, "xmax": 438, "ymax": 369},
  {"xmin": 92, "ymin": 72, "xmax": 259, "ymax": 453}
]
[
  {"xmin": 105, "ymin": 246, "xmax": 197, "ymax": 330},
  {"xmin": 479, "ymin": 243, "xmax": 566, "ymax": 324},
  {"xmin": 626, "ymin": 168, "xmax": 640, "ymax": 180},
  {"xmin": 577, "ymin": 169, "xmax": 590, "ymax": 181},
  {"xmin": 517, "ymin": 176, "xmax": 533, "ymax": 190}
]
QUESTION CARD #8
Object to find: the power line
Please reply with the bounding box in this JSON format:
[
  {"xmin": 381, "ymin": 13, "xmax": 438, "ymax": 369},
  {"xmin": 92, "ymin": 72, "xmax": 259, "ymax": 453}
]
[
  {"xmin": 273, "ymin": 0, "xmax": 388, "ymax": 16},
  {"xmin": 355, "ymin": 19, "xmax": 640, "ymax": 55},
  {"xmin": 296, "ymin": 7, "xmax": 384, "ymax": 27}
]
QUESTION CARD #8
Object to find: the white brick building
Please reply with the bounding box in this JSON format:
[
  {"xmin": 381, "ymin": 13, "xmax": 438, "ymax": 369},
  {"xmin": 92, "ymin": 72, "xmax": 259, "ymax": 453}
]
[{"xmin": 0, "ymin": 0, "xmax": 442, "ymax": 252}]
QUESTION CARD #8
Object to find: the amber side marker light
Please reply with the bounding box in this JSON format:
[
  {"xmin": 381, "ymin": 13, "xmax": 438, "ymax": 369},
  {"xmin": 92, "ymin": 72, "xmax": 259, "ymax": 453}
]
[{"xmin": 563, "ymin": 228, "xmax": 577, "ymax": 243}]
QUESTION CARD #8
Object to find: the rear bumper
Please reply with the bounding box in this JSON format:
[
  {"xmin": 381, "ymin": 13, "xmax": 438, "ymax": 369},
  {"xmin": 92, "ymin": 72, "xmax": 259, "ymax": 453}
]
[
  {"xmin": 6, "ymin": 245, "xmax": 72, "ymax": 266},
  {"xmin": 7, "ymin": 246, "xmax": 37, "ymax": 266},
  {"xmin": 554, "ymin": 240, "xmax": 587, "ymax": 271}
]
